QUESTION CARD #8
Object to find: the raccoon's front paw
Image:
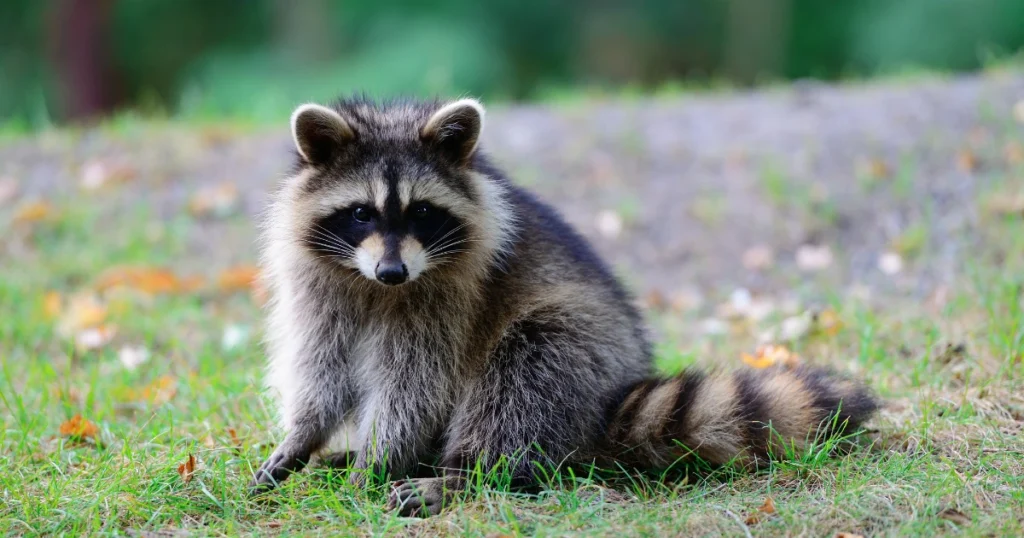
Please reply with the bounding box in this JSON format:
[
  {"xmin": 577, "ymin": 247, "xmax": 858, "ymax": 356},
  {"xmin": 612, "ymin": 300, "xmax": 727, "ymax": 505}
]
[
  {"xmin": 248, "ymin": 448, "xmax": 308, "ymax": 494},
  {"xmin": 386, "ymin": 477, "xmax": 460, "ymax": 517}
]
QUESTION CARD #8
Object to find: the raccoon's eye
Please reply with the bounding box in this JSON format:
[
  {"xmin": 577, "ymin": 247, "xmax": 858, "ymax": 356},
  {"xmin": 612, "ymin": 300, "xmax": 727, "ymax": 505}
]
[
  {"xmin": 352, "ymin": 206, "xmax": 372, "ymax": 223},
  {"xmin": 410, "ymin": 202, "xmax": 433, "ymax": 220}
]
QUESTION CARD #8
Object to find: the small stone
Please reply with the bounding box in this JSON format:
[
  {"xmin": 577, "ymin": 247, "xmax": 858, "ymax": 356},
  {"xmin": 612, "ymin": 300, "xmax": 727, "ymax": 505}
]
[
  {"xmin": 742, "ymin": 245, "xmax": 774, "ymax": 271},
  {"xmin": 795, "ymin": 244, "xmax": 833, "ymax": 271},
  {"xmin": 595, "ymin": 210, "xmax": 623, "ymax": 239},
  {"xmin": 878, "ymin": 252, "xmax": 904, "ymax": 275}
]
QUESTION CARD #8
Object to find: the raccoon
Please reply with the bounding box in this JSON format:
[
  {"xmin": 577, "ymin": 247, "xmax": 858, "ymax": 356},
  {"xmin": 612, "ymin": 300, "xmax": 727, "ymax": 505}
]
[{"xmin": 251, "ymin": 97, "xmax": 877, "ymax": 517}]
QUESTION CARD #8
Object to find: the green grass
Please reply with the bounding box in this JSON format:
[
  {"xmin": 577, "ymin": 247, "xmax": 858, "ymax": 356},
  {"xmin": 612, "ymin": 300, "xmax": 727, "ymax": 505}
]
[{"xmin": 2, "ymin": 139, "xmax": 1024, "ymax": 537}]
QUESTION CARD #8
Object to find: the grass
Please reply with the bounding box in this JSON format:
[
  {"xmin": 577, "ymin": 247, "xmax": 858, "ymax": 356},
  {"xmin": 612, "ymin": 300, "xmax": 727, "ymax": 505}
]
[{"xmin": 2, "ymin": 130, "xmax": 1024, "ymax": 537}]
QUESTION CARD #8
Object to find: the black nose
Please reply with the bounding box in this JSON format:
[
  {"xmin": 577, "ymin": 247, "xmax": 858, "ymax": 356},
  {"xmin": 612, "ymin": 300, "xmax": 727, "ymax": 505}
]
[{"xmin": 375, "ymin": 262, "xmax": 408, "ymax": 285}]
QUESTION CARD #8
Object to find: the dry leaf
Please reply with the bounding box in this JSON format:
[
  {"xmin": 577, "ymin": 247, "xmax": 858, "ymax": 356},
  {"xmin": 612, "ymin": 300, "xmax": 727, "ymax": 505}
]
[
  {"xmin": 0, "ymin": 177, "xmax": 18, "ymax": 206},
  {"xmin": 189, "ymin": 182, "xmax": 240, "ymax": 218},
  {"xmin": 59, "ymin": 414, "xmax": 99, "ymax": 441},
  {"xmin": 13, "ymin": 200, "xmax": 55, "ymax": 224},
  {"xmin": 95, "ymin": 266, "xmax": 204, "ymax": 295},
  {"xmin": 56, "ymin": 293, "xmax": 107, "ymax": 337},
  {"xmin": 742, "ymin": 345, "xmax": 799, "ymax": 369},
  {"xmin": 128, "ymin": 375, "xmax": 178, "ymax": 405},
  {"xmin": 228, "ymin": 428, "xmax": 242, "ymax": 447},
  {"xmin": 177, "ymin": 453, "xmax": 197, "ymax": 484},
  {"xmin": 956, "ymin": 150, "xmax": 978, "ymax": 173},
  {"xmin": 643, "ymin": 289, "xmax": 668, "ymax": 311},
  {"xmin": 984, "ymin": 191, "xmax": 1024, "ymax": 218},
  {"xmin": 857, "ymin": 157, "xmax": 890, "ymax": 181},
  {"xmin": 744, "ymin": 496, "xmax": 777, "ymax": 525},
  {"xmin": 835, "ymin": 533, "xmax": 864, "ymax": 538},
  {"xmin": 203, "ymin": 434, "xmax": 217, "ymax": 449},
  {"xmin": 43, "ymin": 291, "xmax": 62, "ymax": 320},
  {"xmin": 216, "ymin": 265, "xmax": 260, "ymax": 293},
  {"xmin": 815, "ymin": 308, "xmax": 844, "ymax": 337}
]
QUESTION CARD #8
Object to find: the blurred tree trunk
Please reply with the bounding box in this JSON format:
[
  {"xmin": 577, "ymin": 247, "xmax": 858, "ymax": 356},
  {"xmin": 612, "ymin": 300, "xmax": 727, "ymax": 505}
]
[
  {"xmin": 723, "ymin": 0, "xmax": 791, "ymax": 84},
  {"xmin": 48, "ymin": 0, "xmax": 121, "ymax": 120}
]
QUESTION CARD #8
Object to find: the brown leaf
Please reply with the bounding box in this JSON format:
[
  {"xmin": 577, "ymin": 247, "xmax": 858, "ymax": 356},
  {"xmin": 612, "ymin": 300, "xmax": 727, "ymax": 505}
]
[
  {"xmin": 216, "ymin": 265, "xmax": 260, "ymax": 293},
  {"xmin": 56, "ymin": 293, "xmax": 108, "ymax": 338},
  {"xmin": 95, "ymin": 266, "xmax": 204, "ymax": 295},
  {"xmin": 744, "ymin": 496, "xmax": 777, "ymax": 525},
  {"xmin": 937, "ymin": 507, "xmax": 971, "ymax": 525},
  {"xmin": 835, "ymin": 533, "xmax": 864, "ymax": 538},
  {"xmin": 227, "ymin": 427, "xmax": 242, "ymax": 447},
  {"xmin": 857, "ymin": 158, "xmax": 890, "ymax": 181},
  {"xmin": 13, "ymin": 200, "xmax": 55, "ymax": 224},
  {"xmin": 742, "ymin": 345, "xmax": 799, "ymax": 369},
  {"xmin": 128, "ymin": 375, "xmax": 178, "ymax": 405},
  {"xmin": 642, "ymin": 289, "xmax": 668, "ymax": 311},
  {"xmin": 956, "ymin": 150, "xmax": 978, "ymax": 173},
  {"xmin": 59, "ymin": 414, "xmax": 99, "ymax": 441},
  {"xmin": 177, "ymin": 453, "xmax": 197, "ymax": 484}
]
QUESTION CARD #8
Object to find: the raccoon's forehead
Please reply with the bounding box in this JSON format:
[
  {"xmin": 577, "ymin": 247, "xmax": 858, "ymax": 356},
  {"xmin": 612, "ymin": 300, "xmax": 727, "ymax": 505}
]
[{"xmin": 307, "ymin": 163, "xmax": 477, "ymax": 218}]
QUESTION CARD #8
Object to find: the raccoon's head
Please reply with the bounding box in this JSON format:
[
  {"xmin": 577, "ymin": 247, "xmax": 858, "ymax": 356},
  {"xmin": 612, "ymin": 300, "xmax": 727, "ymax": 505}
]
[{"xmin": 278, "ymin": 98, "xmax": 512, "ymax": 287}]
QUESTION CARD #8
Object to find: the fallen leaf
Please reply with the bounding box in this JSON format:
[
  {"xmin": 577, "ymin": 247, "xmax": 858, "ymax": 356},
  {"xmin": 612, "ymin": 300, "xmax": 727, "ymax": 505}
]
[
  {"xmin": 937, "ymin": 507, "xmax": 971, "ymax": 525},
  {"xmin": 796, "ymin": 244, "xmax": 833, "ymax": 271},
  {"xmin": 59, "ymin": 414, "xmax": 99, "ymax": 441},
  {"xmin": 742, "ymin": 245, "xmax": 774, "ymax": 271},
  {"xmin": 216, "ymin": 265, "xmax": 260, "ymax": 293},
  {"xmin": 203, "ymin": 434, "xmax": 217, "ymax": 449},
  {"xmin": 815, "ymin": 308, "xmax": 844, "ymax": 337},
  {"xmin": 834, "ymin": 533, "xmax": 864, "ymax": 538},
  {"xmin": 177, "ymin": 453, "xmax": 197, "ymax": 484},
  {"xmin": 95, "ymin": 266, "xmax": 204, "ymax": 295},
  {"xmin": 742, "ymin": 345, "xmax": 799, "ymax": 369},
  {"xmin": 189, "ymin": 182, "xmax": 240, "ymax": 218},
  {"xmin": 984, "ymin": 191, "xmax": 1024, "ymax": 218},
  {"xmin": 857, "ymin": 157, "xmax": 890, "ymax": 181},
  {"xmin": 43, "ymin": 291, "xmax": 62, "ymax": 320},
  {"xmin": 227, "ymin": 428, "xmax": 242, "ymax": 447},
  {"xmin": 124, "ymin": 375, "xmax": 178, "ymax": 405},
  {"xmin": 13, "ymin": 200, "xmax": 55, "ymax": 224},
  {"xmin": 0, "ymin": 177, "xmax": 18, "ymax": 205},
  {"xmin": 643, "ymin": 289, "xmax": 668, "ymax": 311},
  {"xmin": 56, "ymin": 293, "xmax": 107, "ymax": 337},
  {"xmin": 79, "ymin": 159, "xmax": 137, "ymax": 191},
  {"xmin": 956, "ymin": 150, "xmax": 978, "ymax": 173},
  {"xmin": 595, "ymin": 210, "xmax": 623, "ymax": 239},
  {"xmin": 744, "ymin": 496, "xmax": 777, "ymax": 525}
]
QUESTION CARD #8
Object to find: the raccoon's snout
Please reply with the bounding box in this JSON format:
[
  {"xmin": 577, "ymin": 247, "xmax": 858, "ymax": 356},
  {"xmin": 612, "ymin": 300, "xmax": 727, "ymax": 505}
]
[{"xmin": 375, "ymin": 260, "xmax": 409, "ymax": 285}]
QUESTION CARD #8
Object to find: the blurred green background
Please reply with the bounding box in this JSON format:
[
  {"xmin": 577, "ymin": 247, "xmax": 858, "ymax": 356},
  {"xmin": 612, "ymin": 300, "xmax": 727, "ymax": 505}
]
[{"xmin": 3, "ymin": 0, "xmax": 1024, "ymax": 127}]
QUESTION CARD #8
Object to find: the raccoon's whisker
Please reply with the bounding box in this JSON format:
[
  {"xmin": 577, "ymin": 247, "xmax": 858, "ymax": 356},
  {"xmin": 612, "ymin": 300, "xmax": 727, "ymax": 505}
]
[
  {"xmin": 426, "ymin": 223, "xmax": 469, "ymax": 250},
  {"xmin": 310, "ymin": 224, "xmax": 357, "ymax": 253},
  {"xmin": 302, "ymin": 239, "xmax": 355, "ymax": 257},
  {"xmin": 426, "ymin": 218, "xmax": 460, "ymax": 244},
  {"xmin": 309, "ymin": 226, "xmax": 357, "ymax": 254}
]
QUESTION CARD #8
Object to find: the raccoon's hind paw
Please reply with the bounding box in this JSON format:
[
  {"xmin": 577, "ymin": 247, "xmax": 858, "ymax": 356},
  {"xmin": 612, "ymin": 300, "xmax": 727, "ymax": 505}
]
[{"xmin": 387, "ymin": 477, "xmax": 461, "ymax": 517}]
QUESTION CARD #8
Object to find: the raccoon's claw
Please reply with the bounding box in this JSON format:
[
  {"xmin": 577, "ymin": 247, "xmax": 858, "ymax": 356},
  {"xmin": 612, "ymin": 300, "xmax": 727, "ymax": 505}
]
[
  {"xmin": 248, "ymin": 449, "xmax": 307, "ymax": 495},
  {"xmin": 387, "ymin": 478, "xmax": 448, "ymax": 517}
]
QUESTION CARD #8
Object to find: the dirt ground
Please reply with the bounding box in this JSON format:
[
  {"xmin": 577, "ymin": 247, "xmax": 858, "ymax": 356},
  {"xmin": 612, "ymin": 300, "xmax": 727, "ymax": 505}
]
[{"xmin": 4, "ymin": 72, "xmax": 1023, "ymax": 307}]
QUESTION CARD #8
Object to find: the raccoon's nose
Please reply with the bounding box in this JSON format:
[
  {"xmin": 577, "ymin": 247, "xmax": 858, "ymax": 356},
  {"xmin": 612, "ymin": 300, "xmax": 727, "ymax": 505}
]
[{"xmin": 375, "ymin": 261, "xmax": 408, "ymax": 285}]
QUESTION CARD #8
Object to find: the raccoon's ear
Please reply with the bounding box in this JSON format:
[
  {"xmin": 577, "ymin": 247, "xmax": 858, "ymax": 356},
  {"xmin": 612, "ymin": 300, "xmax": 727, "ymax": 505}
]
[
  {"xmin": 421, "ymin": 99, "xmax": 485, "ymax": 166},
  {"xmin": 290, "ymin": 103, "xmax": 355, "ymax": 166}
]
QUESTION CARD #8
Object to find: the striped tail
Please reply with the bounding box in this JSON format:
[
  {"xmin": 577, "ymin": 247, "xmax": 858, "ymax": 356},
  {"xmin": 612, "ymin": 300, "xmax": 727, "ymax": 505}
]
[{"xmin": 604, "ymin": 366, "xmax": 877, "ymax": 470}]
